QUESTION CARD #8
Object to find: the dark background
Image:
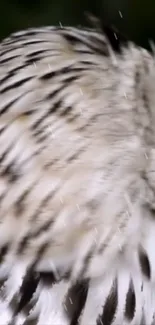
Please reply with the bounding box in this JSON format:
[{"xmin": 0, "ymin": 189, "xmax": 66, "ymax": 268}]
[{"xmin": 0, "ymin": 0, "xmax": 155, "ymax": 49}]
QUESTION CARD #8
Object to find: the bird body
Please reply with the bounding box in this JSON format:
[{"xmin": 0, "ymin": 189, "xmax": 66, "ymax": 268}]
[{"xmin": 0, "ymin": 25, "xmax": 155, "ymax": 324}]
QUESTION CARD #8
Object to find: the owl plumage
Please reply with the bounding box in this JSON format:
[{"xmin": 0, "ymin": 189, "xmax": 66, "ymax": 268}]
[{"xmin": 0, "ymin": 24, "xmax": 155, "ymax": 324}]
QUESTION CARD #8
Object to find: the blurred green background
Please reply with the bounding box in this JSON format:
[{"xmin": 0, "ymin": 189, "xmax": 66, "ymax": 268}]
[{"xmin": 0, "ymin": 0, "xmax": 155, "ymax": 49}]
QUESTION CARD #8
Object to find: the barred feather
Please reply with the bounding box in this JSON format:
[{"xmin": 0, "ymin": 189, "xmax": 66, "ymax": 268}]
[{"xmin": 0, "ymin": 25, "xmax": 155, "ymax": 324}]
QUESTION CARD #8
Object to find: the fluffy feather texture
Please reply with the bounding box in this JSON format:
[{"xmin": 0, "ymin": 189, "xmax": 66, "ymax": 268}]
[{"xmin": 0, "ymin": 24, "xmax": 155, "ymax": 324}]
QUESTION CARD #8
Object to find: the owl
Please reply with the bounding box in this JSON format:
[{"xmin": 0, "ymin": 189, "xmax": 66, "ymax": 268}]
[{"xmin": 0, "ymin": 22, "xmax": 155, "ymax": 325}]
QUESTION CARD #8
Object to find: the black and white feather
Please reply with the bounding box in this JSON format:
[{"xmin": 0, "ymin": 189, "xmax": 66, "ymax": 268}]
[{"xmin": 0, "ymin": 23, "xmax": 155, "ymax": 325}]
